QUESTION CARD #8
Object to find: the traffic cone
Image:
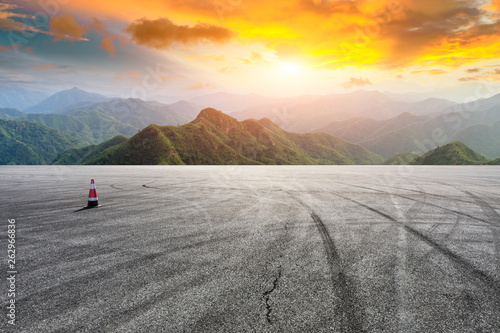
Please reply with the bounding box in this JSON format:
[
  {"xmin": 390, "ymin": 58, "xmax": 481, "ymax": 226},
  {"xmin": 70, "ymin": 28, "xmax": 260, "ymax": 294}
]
[{"xmin": 87, "ymin": 179, "xmax": 98, "ymax": 207}]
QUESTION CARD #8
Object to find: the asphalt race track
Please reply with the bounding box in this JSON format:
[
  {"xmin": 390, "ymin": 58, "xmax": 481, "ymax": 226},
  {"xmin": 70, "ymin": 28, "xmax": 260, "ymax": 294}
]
[{"xmin": 1, "ymin": 166, "xmax": 500, "ymax": 332}]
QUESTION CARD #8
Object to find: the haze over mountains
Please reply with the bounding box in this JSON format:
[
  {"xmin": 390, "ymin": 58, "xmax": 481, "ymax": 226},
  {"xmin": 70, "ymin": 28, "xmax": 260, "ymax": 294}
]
[{"xmin": 1, "ymin": 86, "xmax": 500, "ymax": 165}]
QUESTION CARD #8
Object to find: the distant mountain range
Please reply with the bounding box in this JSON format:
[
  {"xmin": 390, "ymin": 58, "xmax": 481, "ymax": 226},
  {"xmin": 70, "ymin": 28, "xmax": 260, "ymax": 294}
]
[
  {"xmin": 316, "ymin": 98, "xmax": 500, "ymax": 159},
  {"xmin": 0, "ymin": 91, "xmax": 201, "ymax": 144},
  {"xmin": 23, "ymin": 87, "xmax": 110, "ymax": 114},
  {"xmin": 229, "ymin": 90, "xmax": 458, "ymax": 133},
  {"xmin": 81, "ymin": 108, "xmax": 383, "ymax": 165},
  {"xmin": 0, "ymin": 86, "xmax": 47, "ymax": 110},
  {"xmin": 2, "ymin": 87, "xmax": 500, "ymax": 165}
]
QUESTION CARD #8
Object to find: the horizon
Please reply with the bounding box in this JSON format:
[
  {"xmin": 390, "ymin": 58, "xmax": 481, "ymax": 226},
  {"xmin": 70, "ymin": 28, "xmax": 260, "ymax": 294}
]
[{"xmin": 1, "ymin": 1, "xmax": 500, "ymax": 103}]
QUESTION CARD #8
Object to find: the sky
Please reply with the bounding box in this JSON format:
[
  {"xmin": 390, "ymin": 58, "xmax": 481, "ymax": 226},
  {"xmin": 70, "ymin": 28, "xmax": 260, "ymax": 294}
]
[{"xmin": 1, "ymin": 0, "xmax": 500, "ymax": 102}]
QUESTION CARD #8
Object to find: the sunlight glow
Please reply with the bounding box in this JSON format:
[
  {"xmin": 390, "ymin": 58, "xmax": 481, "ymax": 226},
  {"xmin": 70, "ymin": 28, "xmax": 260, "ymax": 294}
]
[{"xmin": 277, "ymin": 62, "xmax": 304, "ymax": 75}]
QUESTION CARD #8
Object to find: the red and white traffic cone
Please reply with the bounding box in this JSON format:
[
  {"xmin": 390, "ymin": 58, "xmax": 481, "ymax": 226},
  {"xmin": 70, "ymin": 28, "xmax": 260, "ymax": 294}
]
[{"xmin": 87, "ymin": 179, "xmax": 98, "ymax": 207}]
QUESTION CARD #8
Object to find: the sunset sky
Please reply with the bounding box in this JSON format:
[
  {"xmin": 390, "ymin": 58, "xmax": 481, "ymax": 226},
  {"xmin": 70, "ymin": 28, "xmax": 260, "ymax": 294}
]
[{"xmin": 1, "ymin": 0, "xmax": 500, "ymax": 102}]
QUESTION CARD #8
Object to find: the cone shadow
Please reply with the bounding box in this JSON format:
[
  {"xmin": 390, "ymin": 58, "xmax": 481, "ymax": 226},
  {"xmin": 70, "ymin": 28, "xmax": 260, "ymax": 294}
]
[{"xmin": 74, "ymin": 206, "xmax": 99, "ymax": 212}]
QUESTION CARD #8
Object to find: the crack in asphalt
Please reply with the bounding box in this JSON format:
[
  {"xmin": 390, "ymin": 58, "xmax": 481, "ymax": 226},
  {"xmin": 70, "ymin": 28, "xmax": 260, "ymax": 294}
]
[{"xmin": 262, "ymin": 266, "xmax": 282, "ymax": 324}]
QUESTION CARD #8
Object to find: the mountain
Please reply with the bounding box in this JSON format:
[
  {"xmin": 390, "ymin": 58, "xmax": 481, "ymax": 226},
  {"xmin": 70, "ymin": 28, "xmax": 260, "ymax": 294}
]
[
  {"xmin": 450, "ymin": 122, "xmax": 500, "ymax": 159},
  {"xmin": 435, "ymin": 93, "xmax": 500, "ymax": 115},
  {"xmin": 410, "ymin": 142, "xmax": 489, "ymax": 165},
  {"xmin": 319, "ymin": 105, "xmax": 500, "ymax": 159},
  {"xmin": 52, "ymin": 135, "xmax": 127, "ymax": 165},
  {"xmin": 85, "ymin": 108, "xmax": 383, "ymax": 165},
  {"xmin": 24, "ymin": 87, "xmax": 109, "ymax": 114},
  {"xmin": 0, "ymin": 108, "xmax": 24, "ymax": 120},
  {"xmin": 407, "ymin": 98, "xmax": 458, "ymax": 116},
  {"xmin": 230, "ymin": 91, "xmax": 455, "ymax": 133},
  {"xmin": 0, "ymin": 86, "xmax": 47, "ymax": 110},
  {"xmin": 383, "ymin": 151, "xmax": 420, "ymax": 165},
  {"xmin": 317, "ymin": 112, "xmax": 430, "ymax": 144},
  {"xmin": 21, "ymin": 98, "xmax": 200, "ymax": 144},
  {"xmin": 66, "ymin": 98, "xmax": 200, "ymax": 128},
  {"xmin": 0, "ymin": 119, "xmax": 81, "ymax": 165},
  {"xmin": 488, "ymin": 158, "xmax": 500, "ymax": 165}
]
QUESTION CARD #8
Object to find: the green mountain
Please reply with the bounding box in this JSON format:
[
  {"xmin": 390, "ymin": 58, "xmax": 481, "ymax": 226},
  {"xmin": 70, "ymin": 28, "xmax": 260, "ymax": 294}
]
[
  {"xmin": 450, "ymin": 121, "xmax": 500, "ymax": 159},
  {"xmin": 24, "ymin": 112, "xmax": 136, "ymax": 145},
  {"xmin": 0, "ymin": 108, "xmax": 24, "ymax": 120},
  {"xmin": 0, "ymin": 119, "xmax": 81, "ymax": 165},
  {"xmin": 11, "ymin": 98, "xmax": 201, "ymax": 145},
  {"xmin": 410, "ymin": 142, "xmax": 490, "ymax": 165},
  {"xmin": 52, "ymin": 135, "xmax": 128, "ymax": 165},
  {"xmin": 383, "ymin": 151, "xmax": 420, "ymax": 165},
  {"xmin": 488, "ymin": 158, "xmax": 500, "ymax": 165},
  {"xmin": 85, "ymin": 108, "xmax": 384, "ymax": 165}
]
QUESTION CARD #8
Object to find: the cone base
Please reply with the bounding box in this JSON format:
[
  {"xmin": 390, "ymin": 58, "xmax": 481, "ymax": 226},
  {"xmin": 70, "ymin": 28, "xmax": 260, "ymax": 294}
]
[{"xmin": 87, "ymin": 201, "xmax": 98, "ymax": 207}]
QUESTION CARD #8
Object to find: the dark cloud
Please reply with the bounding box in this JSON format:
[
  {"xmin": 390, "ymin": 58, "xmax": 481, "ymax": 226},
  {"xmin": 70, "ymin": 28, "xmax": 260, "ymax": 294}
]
[
  {"xmin": 465, "ymin": 68, "xmax": 480, "ymax": 73},
  {"xmin": 342, "ymin": 77, "xmax": 372, "ymax": 89},
  {"xmin": 125, "ymin": 17, "xmax": 235, "ymax": 49}
]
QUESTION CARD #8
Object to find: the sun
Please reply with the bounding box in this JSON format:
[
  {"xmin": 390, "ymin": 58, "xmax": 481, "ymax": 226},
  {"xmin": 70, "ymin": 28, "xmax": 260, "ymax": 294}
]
[{"xmin": 276, "ymin": 61, "xmax": 304, "ymax": 75}]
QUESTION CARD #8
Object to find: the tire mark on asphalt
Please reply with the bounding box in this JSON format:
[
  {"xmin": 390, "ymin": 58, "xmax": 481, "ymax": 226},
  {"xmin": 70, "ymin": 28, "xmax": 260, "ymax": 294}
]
[
  {"xmin": 335, "ymin": 182, "xmax": 493, "ymax": 226},
  {"xmin": 291, "ymin": 195, "xmax": 365, "ymax": 333},
  {"xmin": 426, "ymin": 181, "xmax": 500, "ymax": 278},
  {"xmin": 333, "ymin": 192, "xmax": 500, "ymax": 292},
  {"xmin": 141, "ymin": 179, "xmax": 209, "ymax": 189},
  {"xmin": 364, "ymin": 181, "xmax": 474, "ymax": 205},
  {"xmin": 110, "ymin": 183, "xmax": 124, "ymax": 191},
  {"xmin": 460, "ymin": 189, "xmax": 500, "ymax": 279}
]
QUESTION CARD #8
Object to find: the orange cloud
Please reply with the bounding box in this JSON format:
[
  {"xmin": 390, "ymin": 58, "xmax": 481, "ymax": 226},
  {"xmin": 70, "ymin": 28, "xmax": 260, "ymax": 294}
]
[
  {"xmin": 125, "ymin": 17, "xmax": 235, "ymax": 49},
  {"xmin": 465, "ymin": 68, "xmax": 481, "ymax": 73},
  {"xmin": 342, "ymin": 77, "xmax": 372, "ymax": 89},
  {"xmin": 0, "ymin": 44, "xmax": 33, "ymax": 53},
  {"xmin": 101, "ymin": 38, "xmax": 115, "ymax": 56},
  {"xmin": 0, "ymin": 3, "xmax": 46, "ymax": 37},
  {"xmin": 412, "ymin": 69, "xmax": 448, "ymax": 76},
  {"xmin": 49, "ymin": 14, "xmax": 89, "ymax": 41},
  {"xmin": 90, "ymin": 17, "xmax": 127, "ymax": 56}
]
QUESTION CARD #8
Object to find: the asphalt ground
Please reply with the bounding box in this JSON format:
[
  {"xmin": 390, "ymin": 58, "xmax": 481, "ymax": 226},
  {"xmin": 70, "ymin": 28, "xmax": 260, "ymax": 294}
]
[{"xmin": 1, "ymin": 165, "xmax": 499, "ymax": 332}]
